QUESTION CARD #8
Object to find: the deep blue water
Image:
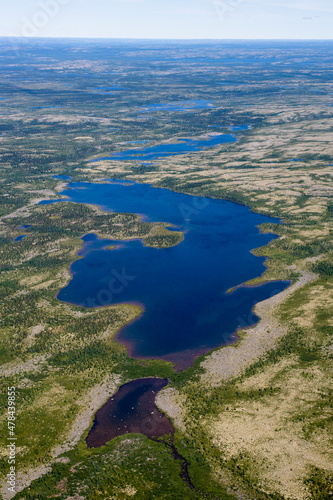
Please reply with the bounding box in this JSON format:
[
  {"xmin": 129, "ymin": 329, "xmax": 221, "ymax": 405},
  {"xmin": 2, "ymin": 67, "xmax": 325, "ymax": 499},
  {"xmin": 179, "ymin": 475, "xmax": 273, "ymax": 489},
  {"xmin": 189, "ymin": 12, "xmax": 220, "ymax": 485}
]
[
  {"xmin": 14, "ymin": 235, "xmax": 27, "ymax": 242},
  {"xmin": 51, "ymin": 181, "xmax": 290, "ymax": 369},
  {"xmin": 18, "ymin": 225, "xmax": 31, "ymax": 229},
  {"xmin": 91, "ymin": 133, "xmax": 237, "ymax": 162}
]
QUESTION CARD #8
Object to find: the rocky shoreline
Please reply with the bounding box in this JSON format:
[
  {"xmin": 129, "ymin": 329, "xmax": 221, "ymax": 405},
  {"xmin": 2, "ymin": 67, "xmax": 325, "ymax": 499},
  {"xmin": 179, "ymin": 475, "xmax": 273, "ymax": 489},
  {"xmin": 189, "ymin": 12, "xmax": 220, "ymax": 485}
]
[{"xmin": 201, "ymin": 271, "xmax": 317, "ymax": 385}]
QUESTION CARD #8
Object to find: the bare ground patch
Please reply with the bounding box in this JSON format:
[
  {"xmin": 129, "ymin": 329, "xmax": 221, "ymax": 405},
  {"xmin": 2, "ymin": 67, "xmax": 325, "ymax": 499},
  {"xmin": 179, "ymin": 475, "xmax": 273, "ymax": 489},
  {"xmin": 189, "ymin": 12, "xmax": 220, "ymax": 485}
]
[{"xmin": 201, "ymin": 271, "xmax": 317, "ymax": 385}]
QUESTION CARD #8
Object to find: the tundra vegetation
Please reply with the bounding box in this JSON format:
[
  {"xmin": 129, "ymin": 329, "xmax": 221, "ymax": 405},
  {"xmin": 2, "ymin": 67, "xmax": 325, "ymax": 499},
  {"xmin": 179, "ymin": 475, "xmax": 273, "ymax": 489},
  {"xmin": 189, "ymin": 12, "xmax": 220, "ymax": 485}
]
[{"xmin": 0, "ymin": 39, "xmax": 332, "ymax": 499}]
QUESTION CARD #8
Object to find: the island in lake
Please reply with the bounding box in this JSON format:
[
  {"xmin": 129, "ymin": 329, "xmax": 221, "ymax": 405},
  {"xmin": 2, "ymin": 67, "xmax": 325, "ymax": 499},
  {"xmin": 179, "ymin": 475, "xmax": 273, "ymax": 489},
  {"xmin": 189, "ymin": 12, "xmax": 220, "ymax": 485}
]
[{"xmin": 0, "ymin": 38, "xmax": 332, "ymax": 500}]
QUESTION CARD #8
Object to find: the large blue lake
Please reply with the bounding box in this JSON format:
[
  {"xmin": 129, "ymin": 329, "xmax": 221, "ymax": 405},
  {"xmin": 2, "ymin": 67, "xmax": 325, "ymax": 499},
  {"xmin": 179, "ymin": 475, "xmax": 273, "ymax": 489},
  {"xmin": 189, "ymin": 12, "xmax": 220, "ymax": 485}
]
[{"xmin": 48, "ymin": 181, "xmax": 289, "ymax": 369}]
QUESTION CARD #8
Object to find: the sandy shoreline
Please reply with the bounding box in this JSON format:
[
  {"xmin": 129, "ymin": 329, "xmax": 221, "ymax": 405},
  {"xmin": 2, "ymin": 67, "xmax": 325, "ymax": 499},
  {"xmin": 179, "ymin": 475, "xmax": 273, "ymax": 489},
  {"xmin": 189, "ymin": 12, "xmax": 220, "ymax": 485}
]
[
  {"xmin": 201, "ymin": 270, "xmax": 317, "ymax": 385},
  {"xmin": 0, "ymin": 197, "xmax": 319, "ymax": 498},
  {"xmin": 155, "ymin": 270, "xmax": 317, "ymax": 442},
  {"xmin": 156, "ymin": 387, "xmax": 187, "ymax": 433}
]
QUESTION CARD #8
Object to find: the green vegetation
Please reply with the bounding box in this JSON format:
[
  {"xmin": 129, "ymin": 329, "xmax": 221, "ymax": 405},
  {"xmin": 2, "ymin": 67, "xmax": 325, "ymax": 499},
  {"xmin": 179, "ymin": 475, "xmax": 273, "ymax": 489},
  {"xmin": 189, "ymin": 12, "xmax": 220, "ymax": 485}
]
[
  {"xmin": 305, "ymin": 467, "xmax": 333, "ymax": 500},
  {"xmin": 13, "ymin": 434, "xmax": 235, "ymax": 500},
  {"xmin": 0, "ymin": 39, "xmax": 332, "ymax": 499}
]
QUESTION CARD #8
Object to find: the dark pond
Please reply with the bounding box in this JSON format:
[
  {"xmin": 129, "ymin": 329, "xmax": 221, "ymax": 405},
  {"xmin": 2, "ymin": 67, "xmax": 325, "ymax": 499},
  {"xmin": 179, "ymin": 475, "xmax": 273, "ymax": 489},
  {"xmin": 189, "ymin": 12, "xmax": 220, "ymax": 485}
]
[
  {"xmin": 86, "ymin": 378, "xmax": 173, "ymax": 448},
  {"xmin": 90, "ymin": 133, "xmax": 237, "ymax": 162},
  {"xmin": 46, "ymin": 180, "xmax": 290, "ymax": 370}
]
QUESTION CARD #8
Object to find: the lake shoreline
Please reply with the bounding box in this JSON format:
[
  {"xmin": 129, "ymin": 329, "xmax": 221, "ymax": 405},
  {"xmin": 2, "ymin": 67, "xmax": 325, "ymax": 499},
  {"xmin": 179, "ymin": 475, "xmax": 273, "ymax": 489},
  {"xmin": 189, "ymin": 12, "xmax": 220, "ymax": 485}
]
[
  {"xmin": 50, "ymin": 180, "xmax": 290, "ymax": 371},
  {"xmin": 200, "ymin": 270, "xmax": 317, "ymax": 384},
  {"xmin": 85, "ymin": 377, "xmax": 173, "ymax": 448},
  {"xmin": 115, "ymin": 279, "xmax": 291, "ymax": 372}
]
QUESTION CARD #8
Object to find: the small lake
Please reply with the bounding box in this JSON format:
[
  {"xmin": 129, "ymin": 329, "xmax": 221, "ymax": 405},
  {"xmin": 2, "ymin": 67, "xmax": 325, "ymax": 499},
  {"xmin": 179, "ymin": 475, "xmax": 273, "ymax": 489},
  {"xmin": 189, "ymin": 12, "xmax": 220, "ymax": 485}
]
[
  {"xmin": 86, "ymin": 378, "xmax": 173, "ymax": 448},
  {"xmin": 49, "ymin": 181, "xmax": 290, "ymax": 370},
  {"xmin": 31, "ymin": 106, "xmax": 66, "ymax": 109},
  {"xmin": 14, "ymin": 235, "xmax": 27, "ymax": 242},
  {"xmin": 122, "ymin": 140, "xmax": 150, "ymax": 145},
  {"xmin": 53, "ymin": 175, "xmax": 72, "ymax": 181},
  {"xmin": 140, "ymin": 100, "xmax": 214, "ymax": 112},
  {"xmin": 90, "ymin": 133, "xmax": 237, "ymax": 162},
  {"xmin": 229, "ymin": 125, "xmax": 250, "ymax": 131},
  {"xmin": 88, "ymin": 91, "xmax": 116, "ymax": 95},
  {"xmin": 92, "ymin": 86, "xmax": 124, "ymax": 91}
]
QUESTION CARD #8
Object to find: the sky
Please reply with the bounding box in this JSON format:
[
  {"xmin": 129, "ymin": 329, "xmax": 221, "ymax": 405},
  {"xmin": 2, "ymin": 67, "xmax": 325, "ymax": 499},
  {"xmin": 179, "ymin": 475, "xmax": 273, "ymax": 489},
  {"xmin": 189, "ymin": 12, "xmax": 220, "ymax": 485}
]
[{"xmin": 1, "ymin": 0, "xmax": 333, "ymax": 39}]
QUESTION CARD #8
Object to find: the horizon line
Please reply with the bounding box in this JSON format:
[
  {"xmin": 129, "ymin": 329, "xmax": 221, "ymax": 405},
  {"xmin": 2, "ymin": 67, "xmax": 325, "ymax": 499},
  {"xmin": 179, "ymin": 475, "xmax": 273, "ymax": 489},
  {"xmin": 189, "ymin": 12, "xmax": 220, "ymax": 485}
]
[{"xmin": 1, "ymin": 36, "xmax": 333, "ymax": 42}]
